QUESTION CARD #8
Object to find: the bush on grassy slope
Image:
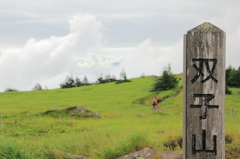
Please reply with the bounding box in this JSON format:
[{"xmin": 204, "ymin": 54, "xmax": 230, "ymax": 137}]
[
  {"xmin": 4, "ymin": 88, "xmax": 18, "ymax": 92},
  {"xmin": 151, "ymin": 65, "xmax": 178, "ymax": 92}
]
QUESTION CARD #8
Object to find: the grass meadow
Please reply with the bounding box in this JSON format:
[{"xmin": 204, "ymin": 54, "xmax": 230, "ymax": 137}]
[{"xmin": 0, "ymin": 75, "xmax": 239, "ymax": 158}]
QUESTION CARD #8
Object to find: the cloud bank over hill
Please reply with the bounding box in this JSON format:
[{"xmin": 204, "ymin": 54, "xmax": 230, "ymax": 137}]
[
  {"xmin": 116, "ymin": 38, "xmax": 183, "ymax": 79},
  {"xmin": 1, "ymin": 3, "xmax": 240, "ymax": 91},
  {"xmin": 0, "ymin": 14, "xmax": 106, "ymax": 91},
  {"xmin": 0, "ymin": 14, "xmax": 183, "ymax": 91}
]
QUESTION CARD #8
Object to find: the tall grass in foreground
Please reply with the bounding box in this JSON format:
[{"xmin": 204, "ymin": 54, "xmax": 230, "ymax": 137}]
[
  {"xmin": 0, "ymin": 138, "xmax": 32, "ymax": 159},
  {"xmin": 0, "ymin": 113, "xmax": 182, "ymax": 159}
]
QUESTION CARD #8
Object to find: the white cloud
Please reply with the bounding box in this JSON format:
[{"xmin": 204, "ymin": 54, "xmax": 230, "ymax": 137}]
[
  {"xmin": 116, "ymin": 38, "xmax": 183, "ymax": 79},
  {"xmin": 77, "ymin": 53, "xmax": 124, "ymax": 68},
  {"xmin": 0, "ymin": 14, "xmax": 108, "ymax": 91},
  {"xmin": 100, "ymin": 47, "xmax": 134, "ymax": 51}
]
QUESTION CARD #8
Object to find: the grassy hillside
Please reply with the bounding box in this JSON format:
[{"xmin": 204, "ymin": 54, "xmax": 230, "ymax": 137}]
[{"xmin": 0, "ymin": 75, "xmax": 239, "ymax": 158}]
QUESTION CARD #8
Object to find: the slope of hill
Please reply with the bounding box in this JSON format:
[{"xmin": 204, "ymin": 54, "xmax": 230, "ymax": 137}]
[{"xmin": 0, "ymin": 75, "xmax": 239, "ymax": 158}]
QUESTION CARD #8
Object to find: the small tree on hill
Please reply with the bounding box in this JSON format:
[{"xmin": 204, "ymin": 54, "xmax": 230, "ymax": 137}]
[
  {"xmin": 60, "ymin": 75, "xmax": 75, "ymax": 88},
  {"xmin": 151, "ymin": 64, "xmax": 178, "ymax": 91},
  {"xmin": 74, "ymin": 77, "xmax": 82, "ymax": 87},
  {"xmin": 111, "ymin": 74, "xmax": 117, "ymax": 81},
  {"xmin": 96, "ymin": 77, "xmax": 104, "ymax": 84},
  {"xmin": 116, "ymin": 68, "xmax": 131, "ymax": 84},
  {"xmin": 32, "ymin": 83, "xmax": 42, "ymax": 91},
  {"xmin": 226, "ymin": 66, "xmax": 240, "ymax": 87},
  {"xmin": 5, "ymin": 88, "xmax": 18, "ymax": 92},
  {"xmin": 119, "ymin": 68, "xmax": 127, "ymax": 81},
  {"xmin": 96, "ymin": 73, "xmax": 104, "ymax": 84},
  {"xmin": 226, "ymin": 66, "xmax": 232, "ymax": 82},
  {"xmin": 96, "ymin": 73, "xmax": 117, "ymax": 84},
  {"xmin": 105, "ymin": 74, "xmax": 111, "ymax": 82},
  {"xmin": 82, "ymin": 75, "xmax": 89, "ymax": 85}
]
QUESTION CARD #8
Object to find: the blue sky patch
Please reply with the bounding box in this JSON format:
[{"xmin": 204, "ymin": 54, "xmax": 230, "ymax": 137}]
[{"xmin": 112, "ymin": 62, "xmax": 120, "ymax": 66}]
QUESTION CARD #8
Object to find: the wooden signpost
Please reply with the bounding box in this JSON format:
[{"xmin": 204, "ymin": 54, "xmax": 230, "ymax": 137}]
[{"xmin": 183, "ymin": 22, "xmax": 225, "ymax": 159}]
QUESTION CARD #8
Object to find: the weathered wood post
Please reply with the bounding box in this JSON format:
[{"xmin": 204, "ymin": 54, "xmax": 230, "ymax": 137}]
[{"xmin": 183, "ymin": 22, "xmax": 225, "ymax": 159}]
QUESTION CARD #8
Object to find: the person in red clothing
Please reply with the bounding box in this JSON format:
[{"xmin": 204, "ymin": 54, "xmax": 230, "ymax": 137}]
[{"xmin": 152, "ymin": 98, "xmax": 157, "ymax": 110}]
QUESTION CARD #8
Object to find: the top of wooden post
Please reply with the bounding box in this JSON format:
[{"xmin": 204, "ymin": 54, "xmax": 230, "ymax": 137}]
[{"xmin": 187, "ymin": 22, "xmax": 224, "ymax": 33}]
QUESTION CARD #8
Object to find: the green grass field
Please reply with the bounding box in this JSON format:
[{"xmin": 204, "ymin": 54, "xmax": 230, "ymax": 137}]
[{"xmin": 0, "ymin": 75, "xmax": 239, "ymax": 159}]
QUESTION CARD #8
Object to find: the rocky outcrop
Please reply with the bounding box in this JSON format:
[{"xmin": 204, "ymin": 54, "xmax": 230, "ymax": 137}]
[
  {"xmin": 49, "ymin": 150, "xmax": 89, "ymax": 159},
  {"xmin": 51, "ymin": 148, "xmax": 182, "ymax": 159},
  {"xmin": 64, "ymin": 152, "xmax": 89, "ymax": 159},
  {"xmin": 159, "ymin": 151, "xmax": 182, "ymax": 159},
  {"xmin": 117, "ymin": 147, "xmax": 157, "ymax": 159},
  {"xmin": 67, "ymin": 105, "xmax": 87, "ymax": 114},
  {"xmin": 66, "ymin": 105, "xmax": 101, "ymax": 118},
  {"xmin": 117, "ymin": 148, "xmax": 182, "ymax": 159},
  {"xmin": 43, "ymin": 105, "xmax": 101, "ymax": 118}
]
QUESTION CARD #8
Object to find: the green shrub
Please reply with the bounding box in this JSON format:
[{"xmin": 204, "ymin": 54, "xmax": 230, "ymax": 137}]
[
  {"xmin": 115, "ymin": 79, "xmax": 131, "ymax": 84},
  {"xmin": 4, "ymin": 88, "xmax": 18, "ymax": 92},
  {"xmin": 0, "ymin": 139, "xmax": 31, "ymax": 159},
  {"xmin": 225, "ymin": 134, "xmax": 233, "ymax": 144},
  {"xmin": 226, "ymin": 66, "xmax": 240, "ymax": 87},
  {"xmin": 151, "ymin": 65, "xmax": 178, "ymax": 92},
  {"xmin": 226, "ymin": 85, "xmax": 232, "ymax": 94}
]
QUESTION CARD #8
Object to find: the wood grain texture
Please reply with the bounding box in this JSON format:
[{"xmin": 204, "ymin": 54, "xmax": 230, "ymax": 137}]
[{"xmin": 183, "ymin": 22, "xmax": 225, "ymax": 159}]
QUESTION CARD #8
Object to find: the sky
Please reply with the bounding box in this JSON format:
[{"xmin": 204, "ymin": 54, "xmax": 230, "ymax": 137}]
[{"xmin": 0, "ymin": 0, "xmax": 240, "ymax": 91}]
